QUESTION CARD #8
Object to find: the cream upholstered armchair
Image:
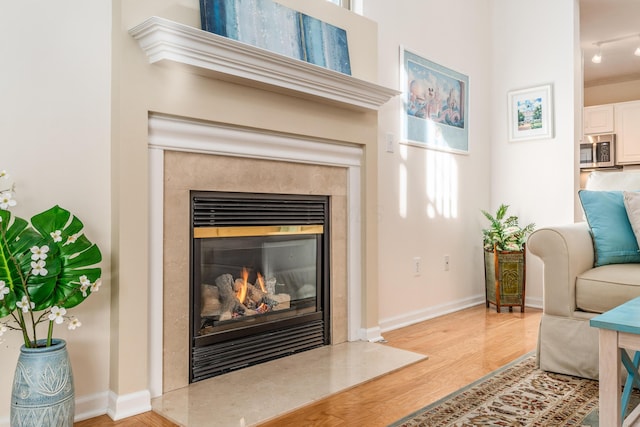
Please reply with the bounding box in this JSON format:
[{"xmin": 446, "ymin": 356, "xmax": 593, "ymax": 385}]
[{"xmin": 528, "ymin": 171, "xmax": 640, "ymax": 380}]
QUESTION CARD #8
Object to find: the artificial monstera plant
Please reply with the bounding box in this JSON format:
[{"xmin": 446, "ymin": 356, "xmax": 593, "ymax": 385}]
[{"xmin": 0, "ymin": 171, "xmax": 102, "ymax": 347}]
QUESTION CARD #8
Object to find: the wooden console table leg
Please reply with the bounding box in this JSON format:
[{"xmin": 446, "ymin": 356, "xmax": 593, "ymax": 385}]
[{"xmin": 600, "ymin": 329, "xmax": 622, "ymax": 426}]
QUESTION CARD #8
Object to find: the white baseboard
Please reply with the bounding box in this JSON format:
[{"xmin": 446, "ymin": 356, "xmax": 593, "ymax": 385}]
[
  {"xmin": 379, "ymin": 296, "xmax": 486, "ymax": 333},
  {"xmin": 379, "ymin": 295, "xmax": 541, "ymax": 333},
  {"xmin": 0, "ymin": 390, "xmax": 113, "ymax": 427},
  {"xmin": 358, "ymin": 326, "xmax": 383, "ymax": 342},
  {"xmin": 74, "ymin": 391, "xmax": 110, "ymax": 421},
  {"xmin": 525, "ymin": 296, "xmax": 543, "ymax": 309},
  {"xmin": 107, "ymin": 389, "xmax": 152, "ymax": 421}
]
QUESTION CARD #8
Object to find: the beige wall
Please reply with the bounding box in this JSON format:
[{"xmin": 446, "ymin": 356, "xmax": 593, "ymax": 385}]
[
  {"xmin": 367, "ymin": 0, "xmax": 495, "ymax": 326},
  {"xmin": 0, "ymin": 1, "xmax": 112, "ymax": 422},
  {"xmin": 111, "ymin": 0, "xmax": 381, "ymax": 400},
  {"xmin": 584, "ymin": 78, "xmax": 640, "ymax": 106},
  {"xmin": 490, "ymin": 0, "xmax": 580, "ymax": 300}
]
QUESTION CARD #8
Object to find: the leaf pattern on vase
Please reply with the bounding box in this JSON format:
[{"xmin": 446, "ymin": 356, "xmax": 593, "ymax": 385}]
[{"xmin": 15, "ymin": 359, "xmax": 71, "ymax": 396}]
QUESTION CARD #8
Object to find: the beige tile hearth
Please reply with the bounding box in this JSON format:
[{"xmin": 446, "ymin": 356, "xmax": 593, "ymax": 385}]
[{"xmin": 151, "ymin": 341, "xmax": 426, "ymax": 427}]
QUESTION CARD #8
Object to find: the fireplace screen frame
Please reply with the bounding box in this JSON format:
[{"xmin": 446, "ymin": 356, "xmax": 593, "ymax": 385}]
[{"xmin": 189, "ymin": 191, "xmax": 331, "ymax": 382}]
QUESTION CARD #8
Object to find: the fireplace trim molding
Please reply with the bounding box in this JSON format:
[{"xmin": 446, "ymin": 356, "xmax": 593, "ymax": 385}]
[{"xmin": 147, "ymin": 113, "xmax": 365, "ymax": 397}]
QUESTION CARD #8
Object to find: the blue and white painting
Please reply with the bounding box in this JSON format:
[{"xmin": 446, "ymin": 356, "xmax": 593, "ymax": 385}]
[
  {"xmin": 300, "ymin": 14, "xmax": 351, "ymax": 74},
  {"xmin": 200, "ymin": 0, "xmax": 352, "ymax": 75},
  {"xmin": 402, "ymin": 48, "xmax": 469, "ymax": 154}
]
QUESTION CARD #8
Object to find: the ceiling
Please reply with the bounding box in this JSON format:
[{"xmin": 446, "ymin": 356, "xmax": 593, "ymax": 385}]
[{"xmin": 580, "ymin": 0, "xmax": 640, "ymax": 86}]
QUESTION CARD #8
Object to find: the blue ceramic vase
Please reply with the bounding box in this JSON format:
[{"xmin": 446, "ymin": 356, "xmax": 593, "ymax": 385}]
[{"xmin": 10, "ymin": 339, "xmax": 75, "ymax": 427}]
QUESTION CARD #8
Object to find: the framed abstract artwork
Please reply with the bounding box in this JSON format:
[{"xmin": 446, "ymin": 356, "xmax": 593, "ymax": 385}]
[
  {"xmin": 507, "ymin": 84, "xmax": 554, "ymax": 142},
  {"xmin": 400, "ymin": 47, "xmax": 469, "ymax": 154}
]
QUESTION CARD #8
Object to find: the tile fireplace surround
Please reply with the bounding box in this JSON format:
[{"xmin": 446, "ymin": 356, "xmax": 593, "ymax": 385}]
[
  {"xmin": 148, "ymin": 114, "xmax": 363, "ymax": 396},
  {"xmin": 147, "ymin": 115, "xmax": 427, "ymax": 426}
]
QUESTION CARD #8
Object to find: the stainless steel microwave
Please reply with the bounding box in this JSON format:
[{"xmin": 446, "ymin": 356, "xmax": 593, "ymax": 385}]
[{"xmin": 580, "ymin": 133, "xmax": 616, "ymax": 169}]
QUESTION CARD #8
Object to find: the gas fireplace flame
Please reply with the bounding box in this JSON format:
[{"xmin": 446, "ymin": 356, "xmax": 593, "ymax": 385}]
[
  {"xmin": 236, "ymin": 267, "xmax": 249, "ymax": 303},
  {"xmin": 256, "ymin": 272, "xmax": 266, "ymax": 293}
]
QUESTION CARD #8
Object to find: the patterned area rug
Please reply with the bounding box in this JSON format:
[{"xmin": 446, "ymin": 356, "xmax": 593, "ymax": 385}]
[{"xmin": 389, "ymin": 352, "xmax": 638, "ymax": 427}]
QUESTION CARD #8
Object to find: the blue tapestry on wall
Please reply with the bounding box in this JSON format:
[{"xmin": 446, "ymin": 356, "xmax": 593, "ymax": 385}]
[{"xmin": 200, "ymin": 0, "xmax": 352, "ymax": 75}]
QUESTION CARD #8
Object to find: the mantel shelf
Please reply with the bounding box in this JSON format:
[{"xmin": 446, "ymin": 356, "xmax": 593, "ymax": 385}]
[{"xmin": 129, "ymin": 16, "xmax": 400, "ymax": 111}]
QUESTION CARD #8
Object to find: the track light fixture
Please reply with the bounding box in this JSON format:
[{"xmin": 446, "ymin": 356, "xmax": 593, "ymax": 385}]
[
  {"xmin": 591, "ymin": 33, "xmax": 640, "ymax": 64},
  {"xmin": 592, "ymin": 44, "xmax": 602, "ymax": 64}
]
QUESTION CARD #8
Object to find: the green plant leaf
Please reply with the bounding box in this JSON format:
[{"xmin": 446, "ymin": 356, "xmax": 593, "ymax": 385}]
[
  {"xmin": 0, "ymin": 209, "xmax": 44, "ymax": 317},
  {"xmin": 29, "ymin": 205, "xmax": 102, "ymax": 308},
  {"xmin": 0, "ymin": 205, "xmax": 102, "ymax": 322},
  {"xmin": 480, "ymin": 204, "xmax": 535, "ymax": 252}
]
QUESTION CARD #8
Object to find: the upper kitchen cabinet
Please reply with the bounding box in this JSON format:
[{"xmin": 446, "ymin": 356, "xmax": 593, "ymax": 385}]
[
  {"xmin": 584, "ymin": 104, "xmax": 614, "ymax": 135},
  {"xmin": 615, "ymin": 101, "xmax": 640, "ymax": 164}
]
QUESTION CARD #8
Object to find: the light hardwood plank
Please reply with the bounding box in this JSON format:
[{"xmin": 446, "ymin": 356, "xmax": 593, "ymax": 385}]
[
  {"xmin": 74, "ymin": 304, "xmax": 541, "ymax": 427},
  {"xmin": 74, "ymin": 412, "xmax": 178, "ymax": 427}
]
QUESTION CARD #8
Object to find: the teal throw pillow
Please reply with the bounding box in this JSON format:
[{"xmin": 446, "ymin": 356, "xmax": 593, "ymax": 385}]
[{"xmin": 579, "ymin": 190, "xmax": 640, "ymax": 266}]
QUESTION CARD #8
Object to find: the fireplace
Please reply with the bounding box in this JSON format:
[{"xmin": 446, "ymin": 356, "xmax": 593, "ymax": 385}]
[
  {"xmin": 190, "ymin": 191, "xmax": 330, "ymax": 382},
  {"xmin": 149, "ymin": 115, "xmax": 363, "ymax": 395},
  {"xmin": 127, "ymin": 14, "xmax": 393, "ymax": 403}
]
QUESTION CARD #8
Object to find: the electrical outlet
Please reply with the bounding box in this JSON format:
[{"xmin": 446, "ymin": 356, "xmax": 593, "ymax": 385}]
[
  {"xmin": 413, "ymin": 256, "xmax": 421, "ymax": 276},
  {"xmin": 444, "ymin": 255, "xmax": 450, "ymax": 271},
  {"xmin": 385, "ymin": 132, "xmax": 394, "ymax": 153}
]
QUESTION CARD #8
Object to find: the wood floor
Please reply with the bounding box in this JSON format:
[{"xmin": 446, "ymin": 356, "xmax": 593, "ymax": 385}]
[{"xmin": 74, "ymin": 304, "xmax": 542, "ymax": 427}]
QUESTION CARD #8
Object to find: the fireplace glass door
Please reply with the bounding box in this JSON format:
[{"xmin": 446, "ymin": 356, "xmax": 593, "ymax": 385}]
[
  {"xmin": 195, "ymin": 231, "xmax": 321, "ymax": 335},
  {"xmin": 190, "ymin": 192, "xmax": 330, "ymax": 382}
]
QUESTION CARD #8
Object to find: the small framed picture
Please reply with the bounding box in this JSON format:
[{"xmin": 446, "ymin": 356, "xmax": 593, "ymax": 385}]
[{"xmin": 508, "ymin": 84, "xmax": 554, "ymax": 142}]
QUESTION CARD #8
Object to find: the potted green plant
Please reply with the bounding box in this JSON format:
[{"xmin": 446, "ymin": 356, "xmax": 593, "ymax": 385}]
[
  {"xmin": 0, "ymin": 170, "xmax": 102, "ymax": 426},
  {"xmin": 481, "ymin": 204, "xmax": 534, "ymax": 313}
]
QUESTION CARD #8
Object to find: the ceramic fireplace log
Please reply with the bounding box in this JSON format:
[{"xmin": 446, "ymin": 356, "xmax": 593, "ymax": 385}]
[
  {"xmin": 215, "ymin": 273, "xmax": 247, "ymax": 320},
  {"xmin": 200, "ymin": 284, "xmax": 222, "ymax": 317},
  {"xmin": 234, "ymin": 278, "xmax": 267, "ymax": 306}
]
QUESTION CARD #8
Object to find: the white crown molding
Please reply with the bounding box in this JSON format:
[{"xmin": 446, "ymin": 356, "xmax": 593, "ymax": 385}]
[{"xmin": 129, "ymin": 16, "xmax": 399, "ymax": 111}]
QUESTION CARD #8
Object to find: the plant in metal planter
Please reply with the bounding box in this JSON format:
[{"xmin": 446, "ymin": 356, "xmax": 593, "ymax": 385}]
[
  {"xmin": 481, "ymin": 204, "xmax": 534, "ymax": 252},
  {"xmin": 0, "ymin": 170, "xmax": 102, "ymax": 426},
  {"xmin": 481, "ymin": 204, "xmax": 534, "ymax": 312}
]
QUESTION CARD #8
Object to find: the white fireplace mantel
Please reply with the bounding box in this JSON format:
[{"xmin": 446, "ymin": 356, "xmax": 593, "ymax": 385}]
[
  {"xmin": 129, "ymin": 16, "xmax": 400, "ymax": 111},
  {"xmin": 147, "ymin": 113, "xmax": 369, "ymax": 398}
]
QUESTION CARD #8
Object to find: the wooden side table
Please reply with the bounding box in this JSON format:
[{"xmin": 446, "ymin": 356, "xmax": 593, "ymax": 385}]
[{"xmin": 590, "ymin": 297, "xmax": 640, "ymax": 426}]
